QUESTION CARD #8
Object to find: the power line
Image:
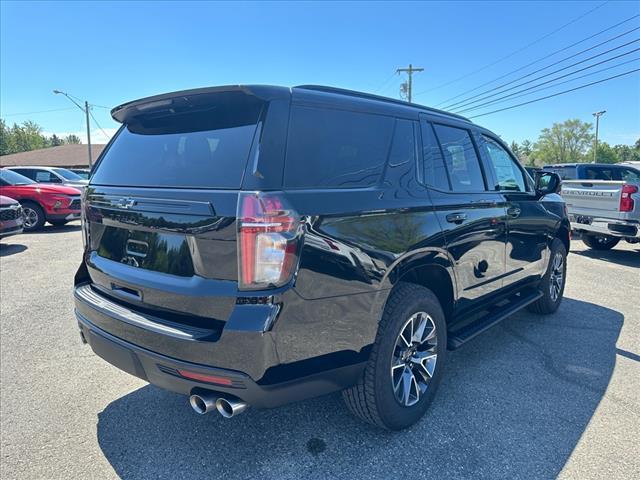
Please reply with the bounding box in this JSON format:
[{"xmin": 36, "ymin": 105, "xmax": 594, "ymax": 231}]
[
  {"xmin": 426, "ymin": 13, "xmax": 639, "ymax": 104},
  {"xmin": 396, "ymin": 64, "xmax": 424, "ymax": 103},
  {"xmin": 373, "ymin": 71, "xmax": 399, "ymax": 94},
  {"xmin": 88, "ymin": 110, "xmax": 110, "ymax": 140},
  {"xmin": 418, "ymin": 0, "xmax": 611, "ymax": 95},
  {"xmin": 447, "ymin": 37, "xmax": 639, "ymax": 111},
  {"xmin": 456, "ymin": 56, "xmax": 640, "ymax": 114},
  {"xmin": 467, "ymin": 68, "xmax": 640, "ymax": 119},
  {"xmin": 444, "ymin": 30, "xmax": 640, "ymax": 110},
  {"xmin": 2, "ymin": 107, "xmax": 76, "ymax": 117},
  {"xmin": 453, "ymin": 47, "xmax": 640, "ymax": 114}
]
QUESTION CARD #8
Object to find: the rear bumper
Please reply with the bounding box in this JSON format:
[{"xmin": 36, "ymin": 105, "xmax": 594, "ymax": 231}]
[
  {"xmin": 74, "ymin": 283, "xmax": 369, "ymax": 408},
  {"xmin": 570, "ymin": 215, "xmax": 640, "ymax": 238}
]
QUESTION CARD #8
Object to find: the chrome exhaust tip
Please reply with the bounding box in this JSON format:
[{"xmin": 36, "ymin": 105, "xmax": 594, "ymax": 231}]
[
  {"xmin": 215, "ymin": 397, "xmax": 248, "ymax": 418},
  {"xmin": 189, "ymin": 393, "xmax": 217, "ymax": 415}
]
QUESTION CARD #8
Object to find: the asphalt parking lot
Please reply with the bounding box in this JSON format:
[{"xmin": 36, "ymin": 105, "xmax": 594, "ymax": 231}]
[{"xmin": 1, "ymin": 225, "xmax": 638, "ymax": 479}]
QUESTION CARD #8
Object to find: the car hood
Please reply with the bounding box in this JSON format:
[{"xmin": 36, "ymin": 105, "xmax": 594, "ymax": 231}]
[
  {"xmin": 6, "ymin": 183, "xmax": 82, "ymax": 195},
  {"xmin": 0, "ymin": 195, "xmax": 20, "ymax": 206}
]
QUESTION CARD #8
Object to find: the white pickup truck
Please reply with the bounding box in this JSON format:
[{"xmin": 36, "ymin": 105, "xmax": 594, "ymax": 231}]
[{"xmin": 544, "ymin": 163, "xmax": 640, "ymax": 250}]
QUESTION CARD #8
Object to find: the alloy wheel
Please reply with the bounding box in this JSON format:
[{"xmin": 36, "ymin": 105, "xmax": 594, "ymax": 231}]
[
  {"xmin": 549, "ymin": 252, "xmax": 564, "ymax": 302},
  {"xmin": 22, "ymin": 207, "xmax": 39, "ymax": 229},
  {"xmin": 391, "ymin": 312, "xmax": 438, "ymax": 407}
]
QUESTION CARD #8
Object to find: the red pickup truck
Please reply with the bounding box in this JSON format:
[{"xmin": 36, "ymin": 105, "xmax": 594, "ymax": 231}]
[{"xmin": 0, "ymin": 168, "xmax": 82, "ymax": 231}]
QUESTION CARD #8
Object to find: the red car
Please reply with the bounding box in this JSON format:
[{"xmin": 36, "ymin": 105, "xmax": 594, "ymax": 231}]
[{"xmin": 0, "ymin": 168, "xmax": 82, "ymax": 231}]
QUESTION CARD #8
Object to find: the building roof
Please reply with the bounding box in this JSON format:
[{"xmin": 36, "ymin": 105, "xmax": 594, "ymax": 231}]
[{"xmin": 0, "ymin": 144, "xmax": 106, "ymax": 168}]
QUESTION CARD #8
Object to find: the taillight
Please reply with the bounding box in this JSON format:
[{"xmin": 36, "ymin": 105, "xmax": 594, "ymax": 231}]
[
  {"xmin": 237, "ymin": 192, "xmax": 303, "ymax": 290},
  {"xmin": 620, "ymin": 184, "xmax": 638, "ymax": 212}
]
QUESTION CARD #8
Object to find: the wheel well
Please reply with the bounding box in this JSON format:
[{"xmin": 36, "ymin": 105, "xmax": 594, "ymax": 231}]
[
  {"xmin": 556, "ymin": 224, "xmax": 570, "ymax": 252},
  {"xmin": 396, "ymin": 264, "xmax": 454, "ymax": 323}
]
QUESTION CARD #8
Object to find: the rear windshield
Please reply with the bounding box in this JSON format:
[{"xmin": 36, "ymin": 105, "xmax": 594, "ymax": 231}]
[{"xmin": 91, "ymin": 93, "xmax": 263, "ymax": 188}]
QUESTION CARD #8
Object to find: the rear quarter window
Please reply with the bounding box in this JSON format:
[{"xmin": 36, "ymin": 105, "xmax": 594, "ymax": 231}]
[{"xmin": 284, "ymin": 106, "xmax": 394, "ymax": 189}]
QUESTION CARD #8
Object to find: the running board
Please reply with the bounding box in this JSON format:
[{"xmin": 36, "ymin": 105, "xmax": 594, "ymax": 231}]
[{"xmin": 447, "ymin": 289, "xmax": 543, "ymax": 350}]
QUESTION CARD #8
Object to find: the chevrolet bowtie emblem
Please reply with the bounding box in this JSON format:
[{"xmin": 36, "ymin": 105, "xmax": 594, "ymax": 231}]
[{"xmin": 115, "ymin": 198, "xmax": 137, "ymax": 209}]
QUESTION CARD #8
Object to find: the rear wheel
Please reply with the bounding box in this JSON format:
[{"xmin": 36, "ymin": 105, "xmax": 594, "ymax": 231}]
[
  {"xmin": 582, "ymin": 233, "xmax": 619, "ymax": 251},
  {"xmin": 528, "ymin": 238, "xmax": 567, "ymax": 315},
  {"xmin": 342, "ymin": 282, "xmax": 447, "ymax": 430},
  {"xmin": 20, "ymin": 202, "xmax": 45, "ymax": 232}
]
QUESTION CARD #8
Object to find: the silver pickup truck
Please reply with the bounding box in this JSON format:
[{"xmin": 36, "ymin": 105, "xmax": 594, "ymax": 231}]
[{"xmin": 560, "ymin": 178, "xmax": 639, "ymax": 250}]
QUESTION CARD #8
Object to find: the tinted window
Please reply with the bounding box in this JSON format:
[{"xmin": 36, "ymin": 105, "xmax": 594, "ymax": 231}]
[
  {"xmin": 584, "ymin": 166, "xmax": 615, "ymax": 180},
  {"xmin": 284, "ymin": 106, "xmax": 394, "ymax": 188},
  {"xmin": 421, "ymin": 121, "xmax": 450, "ymax": 190},
  {"xmin": 388, "ymin": 119, "xmax": 416, "ymax": 168},
  {"xmin": 91, "ymin": 94, "xmax": 263, "ymax": 188},
  {"xmin": 11, "ymin": 168, "xmax": 36, "ymax": 180},
  {"xmin": 620, "ymin": 167, "xmax": 640, "ymax": 182},
  {"xmin": 482, "ymin": 136, "xmax": 527, "ymax": 192},
  {"xmin": 433, "ymin": 124, "xmax": 485, "ymax": 192},
  {"xmin": 0, "ymin": 169, "xmax": 35, "ymax": 185},
  {"xmin": 53, "ymin": 168, "xmax": 83, "ymax": 180}
]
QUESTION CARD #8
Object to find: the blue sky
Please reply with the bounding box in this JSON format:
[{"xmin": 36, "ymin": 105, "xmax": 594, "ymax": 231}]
[{"xmin": 1, "ymin": 0, "xmax": 639, "ymax": 146}]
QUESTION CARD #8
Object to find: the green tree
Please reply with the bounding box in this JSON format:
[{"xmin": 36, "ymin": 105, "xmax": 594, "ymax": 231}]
[
  {"xmin": 50, "ymin": 134, "xmax": 64, "ymax": 146},
  {"xmin": 592, "ymin": 142, "xmax": 618, "ymax": 164},
  {"xmin": 0, "ymin": 119, "xmax": 17, "ymax": 155},
  {"xmin": 65, "ymin": 134, "xmax": 81, "ymax": 144},
  {"xmin": 533, "ymin": 119, "xmax": 593, "ymax": 164}
]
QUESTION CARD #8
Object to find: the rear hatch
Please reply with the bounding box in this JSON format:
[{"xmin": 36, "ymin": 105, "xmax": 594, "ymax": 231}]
[
  {"xmin": 561, "ymin": 180, "xmax": 625, "ymax": 218},
  {"xmin": 84, "ymin": 88, "xmax": 276, "ymax": 322}
]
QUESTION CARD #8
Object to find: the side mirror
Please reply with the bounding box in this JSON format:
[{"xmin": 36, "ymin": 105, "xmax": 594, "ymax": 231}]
[{"xmin": 535, "ymin": 171, "xmax": 561, "ymax": 196}]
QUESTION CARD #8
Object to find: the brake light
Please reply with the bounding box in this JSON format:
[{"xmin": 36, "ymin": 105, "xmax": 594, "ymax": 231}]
[
  {"xmin": 237, "ymin": 192, "xmax": 302, "ymax": 290},
  {"xmin": 620, "ymin": 184, "xmax": 638, "ymax": 212}
]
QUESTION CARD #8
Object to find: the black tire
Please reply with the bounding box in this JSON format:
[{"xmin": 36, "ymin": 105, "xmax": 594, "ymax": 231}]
[
  {"xmin": 342, "ymin": 282, "xmax": 447, "ymax": 430},
  {"xmin": 582, "ymin": 233, "xmax": 620, "ymax": 251},
  {"xmin": 20, "ymin": 201, "xmax": 46, "ymax": 232},
  {"xmin": 48, "ymin": 220, "xmax": 69, "ymax": 227},
  {"xmin": 527, "ymin": 238, "xmax": 567, "ymax": 315}
]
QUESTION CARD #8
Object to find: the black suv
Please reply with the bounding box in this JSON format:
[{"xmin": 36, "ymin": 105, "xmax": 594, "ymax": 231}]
[{"xmin": 74, "ymin": 85, "xmax": 568, "ymax": 430}]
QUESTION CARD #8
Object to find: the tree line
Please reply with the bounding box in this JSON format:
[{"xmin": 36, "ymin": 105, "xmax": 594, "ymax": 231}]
[
  {"xmin": 509, "ymin": 119, "xmax": 640, "ymax": 166},
  {"xmin": 0, "ymin": 119, "xmax": 81, "ymax": 156}
]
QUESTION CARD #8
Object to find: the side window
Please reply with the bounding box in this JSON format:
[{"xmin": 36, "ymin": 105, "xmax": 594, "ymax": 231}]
[
  {"xmin": 34, "ymin": 170, "xmax": 58, "ymax": 183},
  {"xmin": 12, "ymin": 168, "xmax": 35, "ymax": 180},
  {"xmin": 420, "ymin": 121, "xmax": 450, "ymax": 190},
  {"xmin": 620, "ymin": 168, "xmax": 640, "ymax": 182},
  {"xmin": 432, "ymin": 124, "xmax": 485, "ymax": 192},
  {"xmin": 388, "ymin": 119, "xmax": 416, "ymax": 167},
  {"xmin": 584, "ymin": 167, "xmax": 614, "ymax": 180},
  {"xmin": 284, "ymin": 106, "xmax": 394, "ymax": 188},
  {"xmin": 482, "ymin": 136, "xmax": 527, "ymax": 192}
]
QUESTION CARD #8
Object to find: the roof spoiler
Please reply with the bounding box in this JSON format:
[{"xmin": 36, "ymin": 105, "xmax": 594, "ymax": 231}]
[{"xmin": 110, "ymin": 85, "xmax": 290, "ymax": 124}]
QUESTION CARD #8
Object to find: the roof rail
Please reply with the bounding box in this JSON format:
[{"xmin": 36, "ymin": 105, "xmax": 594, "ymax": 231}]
[{"xmin": 294, "ymin": 85, "xmax": 471, "ymax": 122}]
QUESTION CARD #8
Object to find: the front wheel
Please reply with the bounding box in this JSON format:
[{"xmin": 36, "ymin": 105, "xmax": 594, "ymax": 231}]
[
  {"xmin": 582, "ymin": 233, "xmax": 619, "ymax": 251},
  {"xmin": 20, "ymin": 202, "xmax": 46, "ymax": 232},
  {"xmin": 342, "ymin": 282, "xmax": 447, "ymax": 430},
  {"xmin": 528, "ymin": 238, "xmax": 567, "ymax": 315}
]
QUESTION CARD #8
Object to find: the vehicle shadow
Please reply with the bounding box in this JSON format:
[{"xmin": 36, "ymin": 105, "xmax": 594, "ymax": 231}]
[
  {"xmin": 571, "ymin": 245, "xmax": 640, "ymax": 268},
  {"xmin": 32, "ymin": 223, "xmax": 82, "ymax": 234},
  {"xmin": 96, "ymin": 298, "xmax": 623, "ymax": 479},
  {"xmin": 0, "ymin": 243, "xmax": 27, "ymax": 257}
]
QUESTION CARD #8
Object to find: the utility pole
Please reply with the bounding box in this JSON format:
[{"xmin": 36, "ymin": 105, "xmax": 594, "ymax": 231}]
[
  {"xmin": 85, "ymin": 101, "xmax": 92, "ymax": 166},
  {"xmin": 396, "ymin": 64, "xmax": 424, "ymax": 103},
  {"xmin": 592, "ymin": 110, "xmax": 606, "ymax": 163},
  {"xmin": 53, "ymin": 90, "xmax": 93, "ymax": 167}
]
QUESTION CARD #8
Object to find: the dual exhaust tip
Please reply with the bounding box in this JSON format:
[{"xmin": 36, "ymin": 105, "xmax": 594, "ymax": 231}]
[{"xmin": 189, "ymin": 393, "xmax": 247, "ymax": 418}]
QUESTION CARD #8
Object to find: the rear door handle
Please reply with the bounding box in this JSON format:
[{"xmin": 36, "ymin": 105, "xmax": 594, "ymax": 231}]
[{"xmin": 446, "ymin": 213, "xmax": 467, "ymax": 224}]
